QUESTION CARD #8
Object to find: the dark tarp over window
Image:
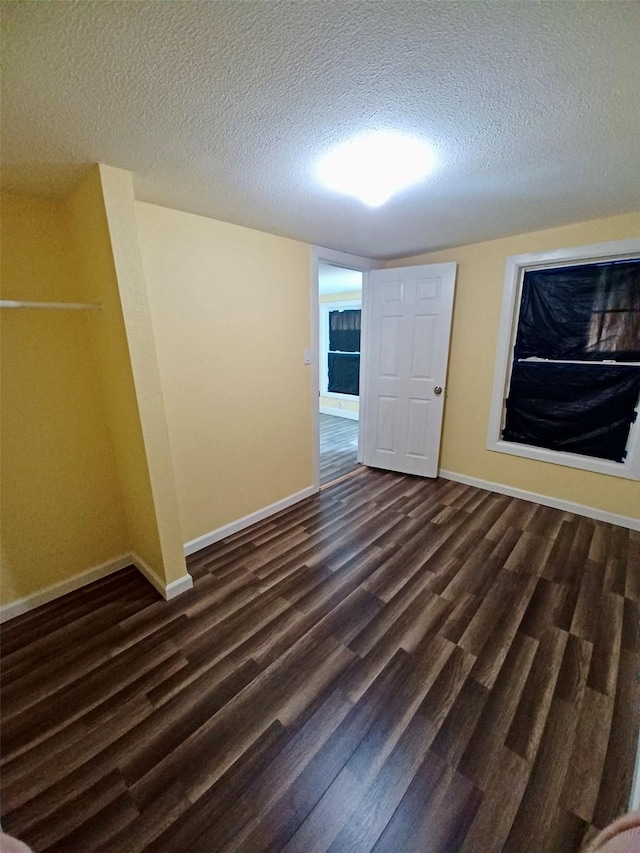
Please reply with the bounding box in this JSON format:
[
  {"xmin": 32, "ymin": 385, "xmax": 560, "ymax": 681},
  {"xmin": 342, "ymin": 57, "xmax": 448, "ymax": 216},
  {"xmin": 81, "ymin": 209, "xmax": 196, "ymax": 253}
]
[
  {"xmin": 515, "ymin": 260, "xmax": 640, "ymax": 362},
  {"xmin": 328, "ymin": 352, "xmax": 360, "ymax": 396},
  {"xmin": 329, "ymin": 309, "xmax": 361, "ymax": 353},
  {"xmin": 503, "ymin": 258, "xmax": 640, "ymax": 462},
  {"xmin": 503, "ymin": 363, "xmax": 640, "ymax": 462}
]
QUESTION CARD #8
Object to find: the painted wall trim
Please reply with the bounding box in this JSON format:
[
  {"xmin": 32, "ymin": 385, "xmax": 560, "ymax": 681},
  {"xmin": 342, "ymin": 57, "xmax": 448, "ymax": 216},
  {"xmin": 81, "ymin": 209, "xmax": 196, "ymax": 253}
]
[
  {"xmin": 131, "ymin": 551, "xmax": 193, "ymax": 600},
  {"xmin": 0, "ymin": 553, "xmax": 132, "ymax": 623},
  {"xmin": 165, "ymin": 573, "xmax": 195, "ymax": 599},
  {"xmin": 184, "ymin": 485, "xmax": 318, "ymax": 557},
  {"xmin": 439, "ymin": 469, "xmax": 640, "ymax": 531},
  {"xmin": 0, "ymin": 550, "xmax": 195, "ymax": 622},
  {"xmin": 320, "ymin": 406, "xmax": 359, "ymax": 421}
]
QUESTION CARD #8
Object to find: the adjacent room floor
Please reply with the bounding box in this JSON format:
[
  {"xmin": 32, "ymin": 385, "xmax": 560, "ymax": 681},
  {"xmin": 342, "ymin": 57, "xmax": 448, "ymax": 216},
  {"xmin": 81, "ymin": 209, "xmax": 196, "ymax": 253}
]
[
  {"xmin": 1, "ymin": 467, "xmax": 638, "ymax": 852},
  {"xmin": 319, "ymin": 413, "xmax": 359, "ymax": 485}
]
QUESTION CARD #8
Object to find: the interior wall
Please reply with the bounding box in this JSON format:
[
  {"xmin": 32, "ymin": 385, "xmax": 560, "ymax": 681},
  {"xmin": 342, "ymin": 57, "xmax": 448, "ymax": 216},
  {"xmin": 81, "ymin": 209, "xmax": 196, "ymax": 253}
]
[
  {"xmin": 97, "ymin": 166, "xmax": 187, "ymax": 585},
  {"xmin": 67, "ymin": 166, "xmax": 187, "ymax": 587},
  {"xmin": 0, "ymin": 193, "xmax": 129, "ymax": 606},
  {"xmin": 4, "ymin": 185, "xmax": 634, "ymax": 612},
  {"xmin": 319, "ymin": 290, "xmax": 363, "ymax": 303},
  {"xmin": 387, "ymin": 211, "xmax": 640, "ymax": 519},
  {"xmin": 319, "ymin": 290, "xmax": 362, "ymax": 416},
  {"xmin": 320, "ymin": 398, "xmax": 360, "ymax": 416},
  {"xmin": 135, "ymin": 200, "xmax": 313, "ymax": 545}
]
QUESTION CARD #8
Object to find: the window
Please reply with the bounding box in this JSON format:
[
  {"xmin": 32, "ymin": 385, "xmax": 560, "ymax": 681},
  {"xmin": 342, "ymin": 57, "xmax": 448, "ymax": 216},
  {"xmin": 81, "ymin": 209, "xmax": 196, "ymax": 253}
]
[
  {"xmin": 320, "ymin": 301, "xmax": 361, "ymax": 397},
  {"xmin": 487, "ymin": 239, "xmax": 640, "ymax": 480}
]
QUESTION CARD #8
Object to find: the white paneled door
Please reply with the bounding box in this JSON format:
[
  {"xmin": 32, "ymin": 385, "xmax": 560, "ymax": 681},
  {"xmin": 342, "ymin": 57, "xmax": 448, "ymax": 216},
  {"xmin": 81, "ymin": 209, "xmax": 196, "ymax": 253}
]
[{"xmin": 361, "ymin": 263, "xmax": 457, "ymax": 477}]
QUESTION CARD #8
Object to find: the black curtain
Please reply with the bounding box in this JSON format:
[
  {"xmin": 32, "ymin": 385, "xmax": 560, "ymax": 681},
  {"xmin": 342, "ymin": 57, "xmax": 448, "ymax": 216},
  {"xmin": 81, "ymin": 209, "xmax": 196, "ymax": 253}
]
[
  {"xmin": 515, "ymin": 260, "xmax": 640, "ymax": 362},
  {"xmin": 504, "ymin": 259, "xmax": 640, "ymax": 461},
  {"xmin": 328, "ymin": 352, "xmax": 360, "ymax": 395},
  {"xmin": 503, "ymin": 363, "xmax": 640, "ymax": 462},
  {"xmin": 329, "ymin": 309, "xmax": 361, "ymax": 353}
]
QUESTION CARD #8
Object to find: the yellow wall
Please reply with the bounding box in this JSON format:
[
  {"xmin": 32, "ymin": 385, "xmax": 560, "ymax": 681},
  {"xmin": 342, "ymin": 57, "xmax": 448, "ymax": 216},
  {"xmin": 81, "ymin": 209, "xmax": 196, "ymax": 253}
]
[
  {"xmin": 97, "ymin": 167, "xmax": 187, "ymax": 584},
  {"xmin": 67, "ymin": 166, "xmax": 187, "ymax": 586},
  {"xmin": 0, "ymin": 193, "xmax": 129, "ymax": 605},
  {"xmin": 319, "ymin": 290, "xmax": 363, "ymax": 304},
  {"xmin": 387, "ymin": 211, "xmax": 640, "ymax": 518},
  {"xmin": 321, "ymin": 398, "xmax": 360, "ymax": 416},
  {"xmin": 135, "ymin": 201, "xmax": 313, "ymax": 544},
  {"xmin": 319, "ymin": 290, "xmax": 362, "ymax": 417},
  {"xmin": 3, "ymin": 186, "xmax": 635, "ymax": 613}
]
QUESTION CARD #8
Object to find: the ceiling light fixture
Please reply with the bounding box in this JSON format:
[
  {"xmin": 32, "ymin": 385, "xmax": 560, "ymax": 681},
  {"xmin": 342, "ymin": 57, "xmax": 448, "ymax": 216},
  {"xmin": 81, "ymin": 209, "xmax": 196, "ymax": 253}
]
[{"xmin": 316, "ymin": 132, "xmax": 436, "ymax": 207}]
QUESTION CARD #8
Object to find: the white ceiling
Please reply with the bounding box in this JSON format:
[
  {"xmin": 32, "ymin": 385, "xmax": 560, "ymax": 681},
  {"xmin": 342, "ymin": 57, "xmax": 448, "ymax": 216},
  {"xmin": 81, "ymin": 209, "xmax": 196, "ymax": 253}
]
[
  {"xmin": 2, "ymin": 1, "xmax": 639, "ymax": 259},
  {"xmin": 319, "ymin": 263, "xmax": 363, "ymax": 297}
]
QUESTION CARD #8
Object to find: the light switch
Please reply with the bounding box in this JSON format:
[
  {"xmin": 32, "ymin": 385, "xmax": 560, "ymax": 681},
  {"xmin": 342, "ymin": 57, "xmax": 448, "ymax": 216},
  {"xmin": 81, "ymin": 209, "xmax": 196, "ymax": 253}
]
[{"xmin": 303, "ymin": 349, "xmax": 312, "ymax": 365}]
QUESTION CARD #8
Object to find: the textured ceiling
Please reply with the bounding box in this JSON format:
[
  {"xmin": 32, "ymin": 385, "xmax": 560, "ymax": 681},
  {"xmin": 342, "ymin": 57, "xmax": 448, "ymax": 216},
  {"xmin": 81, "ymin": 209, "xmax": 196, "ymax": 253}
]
[{"xmin": 2, "ymin": 1, "xmax": 639, "ymax": 258}]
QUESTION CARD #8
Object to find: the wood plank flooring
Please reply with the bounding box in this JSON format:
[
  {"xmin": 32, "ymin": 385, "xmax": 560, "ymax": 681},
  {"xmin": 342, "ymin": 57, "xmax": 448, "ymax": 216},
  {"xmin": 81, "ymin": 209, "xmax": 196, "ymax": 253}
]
[
  {"xmin": 1, "ymin": 467, "xmax": 639, "ymax": 852},
  {"xmin": 319, "ymin": 413, "xmax": 359, "ymax": 485}
]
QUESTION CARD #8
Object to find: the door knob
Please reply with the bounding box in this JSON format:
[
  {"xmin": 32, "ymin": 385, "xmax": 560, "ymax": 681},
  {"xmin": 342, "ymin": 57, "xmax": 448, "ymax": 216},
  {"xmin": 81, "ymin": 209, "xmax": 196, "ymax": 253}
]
[{"xmin": 434, "ymin": 386, "xmax": 443, "ymax": 396}]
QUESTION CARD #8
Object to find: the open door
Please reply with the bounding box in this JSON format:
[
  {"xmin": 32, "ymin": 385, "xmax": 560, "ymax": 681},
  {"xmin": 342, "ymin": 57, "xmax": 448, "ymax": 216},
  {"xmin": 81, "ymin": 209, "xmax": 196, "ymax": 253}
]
[{"xmin": 361, "ymin": 263, "xmax": 457, "ymax": 477}]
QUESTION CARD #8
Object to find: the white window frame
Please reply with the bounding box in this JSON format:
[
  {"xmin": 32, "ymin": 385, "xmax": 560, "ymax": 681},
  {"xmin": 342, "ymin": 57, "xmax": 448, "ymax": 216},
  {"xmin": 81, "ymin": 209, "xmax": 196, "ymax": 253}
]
[
  {"xmin": 320, "ymin": 299, "xmax": 362, "ymax": 400},
  {"xmin": 487, "ymin": 237, "xmax": 640, "ymax": 480}
]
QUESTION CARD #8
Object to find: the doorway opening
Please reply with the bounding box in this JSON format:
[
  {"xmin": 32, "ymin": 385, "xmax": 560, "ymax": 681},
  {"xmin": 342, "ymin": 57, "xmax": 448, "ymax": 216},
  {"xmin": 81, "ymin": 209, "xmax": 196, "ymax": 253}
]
[
  {"xmin": 311, "ymin": 247, "xmax": 379, "ymax": 490},
  {"xmin": 312, "ymin": 250, "xmax": 457, "ymax": 488},
  {"xmin": 319, "ymin": 262, "xmax": 362, "ymax": 485}
]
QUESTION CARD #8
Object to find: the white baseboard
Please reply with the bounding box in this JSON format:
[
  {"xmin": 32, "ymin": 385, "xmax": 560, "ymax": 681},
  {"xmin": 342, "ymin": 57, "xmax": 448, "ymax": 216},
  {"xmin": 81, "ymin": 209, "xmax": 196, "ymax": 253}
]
[
  {"xmin": 0, "ymin": 553, "xmax": 132, "ymax": 624},
  {"xmin": 165, "ymin": 573, "xmax": 195, "ymax": 599},
  {"xmin": 130, "ymin": 551, "xmax": 193, "ymax": 600},
  {"xmin": 184, "ymin": 485, "xmax": 318, "ymax": 557},
  {"xmin": 320, "ymin": 406, "xmax": 359, "ymax": 421},
  {"xmin": 0, "ymin": 550, "xmax": 195, "ymax": 624},
  {"xmin": 439, "ymin": 469, "xmax": 640, "ymax": 531}
]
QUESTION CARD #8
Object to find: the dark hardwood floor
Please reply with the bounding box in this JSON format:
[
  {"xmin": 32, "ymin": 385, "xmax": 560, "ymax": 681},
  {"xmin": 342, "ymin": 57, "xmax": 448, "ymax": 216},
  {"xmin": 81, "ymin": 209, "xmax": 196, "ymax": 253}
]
[
  {"xmin": 319, "ymin": 413, "xmax": 359, "ymax": 485},
  {"xmin": 1, "ymin": 467, "xmax": 639, "ymax": 852}
]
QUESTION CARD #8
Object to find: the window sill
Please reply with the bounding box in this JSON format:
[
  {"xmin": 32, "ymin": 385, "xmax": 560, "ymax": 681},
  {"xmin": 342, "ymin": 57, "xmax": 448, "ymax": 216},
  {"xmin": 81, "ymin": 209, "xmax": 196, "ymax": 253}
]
[{"xmin": 487, "ymin": 438, "xmax": 640, "ymax": 481}]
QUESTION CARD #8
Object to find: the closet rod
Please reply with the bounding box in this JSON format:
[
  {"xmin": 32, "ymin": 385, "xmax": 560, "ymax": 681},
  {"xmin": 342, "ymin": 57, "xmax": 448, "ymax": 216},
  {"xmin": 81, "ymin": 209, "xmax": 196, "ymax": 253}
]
[{"xmin": 0, "ymin": 300, "xmax": 101, "ymax": 311}]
